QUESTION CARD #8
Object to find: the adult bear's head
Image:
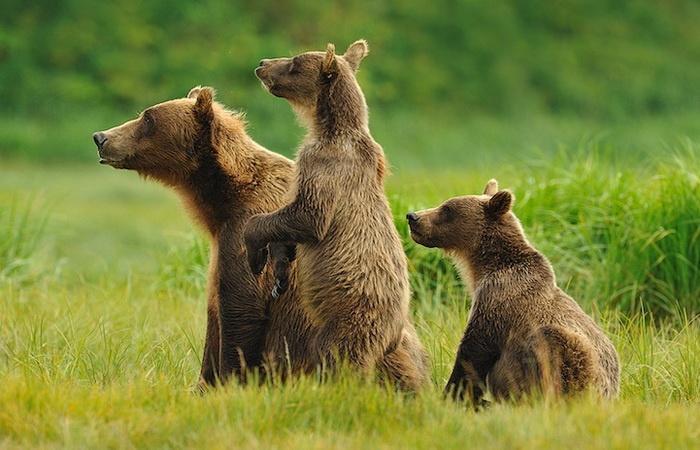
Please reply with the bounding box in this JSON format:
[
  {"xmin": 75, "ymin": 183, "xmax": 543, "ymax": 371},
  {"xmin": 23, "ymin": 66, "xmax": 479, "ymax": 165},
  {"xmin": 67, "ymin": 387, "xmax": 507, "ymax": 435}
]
[{"xmin": 92, "ymin": 86, "xmax": 236, "ymax": 185}]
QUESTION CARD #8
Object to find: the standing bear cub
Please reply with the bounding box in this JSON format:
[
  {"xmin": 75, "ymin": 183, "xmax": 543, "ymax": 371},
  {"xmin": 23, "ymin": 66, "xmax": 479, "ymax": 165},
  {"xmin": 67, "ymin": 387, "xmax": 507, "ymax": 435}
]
[
  {"xmin": 245, "ymin": 40, "xmax": 429, "ymax": 390},
  {"xmin": 407, "ymin": 180, "xmax": 620, "ymax": 403}
]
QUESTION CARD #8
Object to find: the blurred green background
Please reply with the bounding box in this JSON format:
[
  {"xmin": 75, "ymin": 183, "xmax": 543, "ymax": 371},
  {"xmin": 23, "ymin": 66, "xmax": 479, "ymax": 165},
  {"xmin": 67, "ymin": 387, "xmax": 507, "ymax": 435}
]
[
  {"xmin": 2, "ymin": 5, "xmax": 700, "ymax": 445},
  {"xmin": 2, "ymin": 0, "xmax": 700, "ymax": 166},
  {"xmin": 2, "ymin": 0, "xmax": 700, "ymax": 317}
]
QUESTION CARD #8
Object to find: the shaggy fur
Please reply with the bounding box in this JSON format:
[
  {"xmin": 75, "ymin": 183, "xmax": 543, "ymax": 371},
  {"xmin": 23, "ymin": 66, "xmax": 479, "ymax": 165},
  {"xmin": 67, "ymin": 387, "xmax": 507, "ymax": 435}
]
[
  {"xmin": 245, "ymin": 40, "xmax": 429, "ymax": 391},
  {"xmin": 407, "ymin": 179, "xmax": 620, "ymax": 403},
  {"xmin": 92, "ymin": 87, "xmax": 317, "ymax": 386}
]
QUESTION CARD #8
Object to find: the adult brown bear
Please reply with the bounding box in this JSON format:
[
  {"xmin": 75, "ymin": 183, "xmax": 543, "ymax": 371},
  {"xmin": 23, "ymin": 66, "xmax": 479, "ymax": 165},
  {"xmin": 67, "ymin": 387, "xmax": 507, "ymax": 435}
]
[{"xmin": 92, "ymin": 87, "xmax": 315, "ymax": 386}]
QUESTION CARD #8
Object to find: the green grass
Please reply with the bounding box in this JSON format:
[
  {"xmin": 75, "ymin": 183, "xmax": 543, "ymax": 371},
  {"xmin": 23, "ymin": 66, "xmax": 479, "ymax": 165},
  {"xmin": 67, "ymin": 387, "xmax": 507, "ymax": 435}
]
[
  {"xmin": 0, "ymin": 195, "xmax": 48, "ymax": 283},
  {"xmin": 1, "ymin": 148, "xmax": 699, "ymax": 448}
]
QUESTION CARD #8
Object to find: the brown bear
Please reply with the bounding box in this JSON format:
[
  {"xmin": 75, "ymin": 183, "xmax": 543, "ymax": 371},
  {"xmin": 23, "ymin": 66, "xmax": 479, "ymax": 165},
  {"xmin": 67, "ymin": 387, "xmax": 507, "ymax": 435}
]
[
  {"xmin": 91, "ymin": 86, "xmax": 424, "ymax": 391},
  {"xmin": 92, "ymin": 87, "xmax": 317, "ymax": 386},
  {"xmin": 245, "ymin": 40, "xmax": 429, "ymax": 390},
  {"xmin": 407, "ymin": 179, "xmax": 620, "ymax": 403}
]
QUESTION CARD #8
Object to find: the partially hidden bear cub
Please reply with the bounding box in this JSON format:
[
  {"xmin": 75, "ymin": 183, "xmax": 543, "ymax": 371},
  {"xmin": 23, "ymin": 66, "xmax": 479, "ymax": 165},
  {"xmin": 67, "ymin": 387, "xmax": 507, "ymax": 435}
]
[
  {"xmin": 407, "ymin": 179, "xmax": 620, "ymax": 403},
  {"xmin": 92, "ymin": 87, "xmax": 315, "ymax": 386},
  {"xmin": 245, "ymin": 40, "xmax": 429, "ymax": 390}
]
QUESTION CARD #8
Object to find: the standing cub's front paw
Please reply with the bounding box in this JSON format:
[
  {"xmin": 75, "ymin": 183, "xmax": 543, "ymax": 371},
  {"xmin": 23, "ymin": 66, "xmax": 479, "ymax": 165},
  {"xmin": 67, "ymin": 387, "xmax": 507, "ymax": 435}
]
[
  {"xmin": 246, "ymin": 244, "xmax": 269, "ymax": 276},
  {"xmin": 269, "ymin": 242, "xmax": 296, "ymax": 299},
  {"xmin": 271, "ymin": 277, "xmax": 288, "ymax": 299},
  {"xmin": 243, "ymin": 216, "xmax": 269, "ymax": 275}
]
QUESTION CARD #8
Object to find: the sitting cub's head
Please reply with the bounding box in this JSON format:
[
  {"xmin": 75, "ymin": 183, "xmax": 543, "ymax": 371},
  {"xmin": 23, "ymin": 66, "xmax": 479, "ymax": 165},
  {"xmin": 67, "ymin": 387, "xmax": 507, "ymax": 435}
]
[{"xmin": 407, "ymin": 179, "xmax": 515, "ymax": 254}]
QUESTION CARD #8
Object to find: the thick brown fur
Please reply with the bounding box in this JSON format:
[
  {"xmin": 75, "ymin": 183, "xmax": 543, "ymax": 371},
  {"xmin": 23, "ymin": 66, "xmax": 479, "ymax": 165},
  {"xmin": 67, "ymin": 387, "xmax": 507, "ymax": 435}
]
[
  {"xmin": 245, "ymin": 40, "xmax": 429, "ymax": 391},
  {"xmin": 407, "ymin": 179, "xmax": 620, "ymax": 403},
  {"xmin": 93, "ymin": 87, "xmax": 318, "ymax": 386}
]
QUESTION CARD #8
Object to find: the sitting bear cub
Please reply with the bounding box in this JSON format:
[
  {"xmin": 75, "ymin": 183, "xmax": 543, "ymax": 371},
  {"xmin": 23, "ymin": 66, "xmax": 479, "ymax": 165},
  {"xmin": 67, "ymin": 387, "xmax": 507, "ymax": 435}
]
[{"xmin": 407, "ymin": 179, "xmax": 620, "ymax": 404}]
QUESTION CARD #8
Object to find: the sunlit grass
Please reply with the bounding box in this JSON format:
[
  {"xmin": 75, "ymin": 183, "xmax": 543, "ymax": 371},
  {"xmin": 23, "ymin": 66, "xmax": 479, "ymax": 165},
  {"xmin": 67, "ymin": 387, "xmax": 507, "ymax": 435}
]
[{"xmin": 1, "ymin": 147, "xmax": 698, "ymax": 448}]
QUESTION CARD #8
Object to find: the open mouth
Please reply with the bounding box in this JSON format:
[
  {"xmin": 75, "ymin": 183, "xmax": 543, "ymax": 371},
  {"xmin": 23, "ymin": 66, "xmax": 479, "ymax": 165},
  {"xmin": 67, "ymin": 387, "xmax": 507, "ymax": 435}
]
[
  {"xmin": 98, "ymin": 157, "xmax": 119, "ymax": 167},
  {"xmin": 97, "ymin": 153, "xmax": 126, "ymax": 168}
]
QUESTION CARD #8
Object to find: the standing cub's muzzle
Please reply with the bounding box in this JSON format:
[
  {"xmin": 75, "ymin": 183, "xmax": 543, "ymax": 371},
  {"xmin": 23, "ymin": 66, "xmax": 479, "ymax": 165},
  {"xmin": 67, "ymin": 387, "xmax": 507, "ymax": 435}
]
[{"xmin": 255, "ymin": 59, "xmax": 275, "ymax": 83}]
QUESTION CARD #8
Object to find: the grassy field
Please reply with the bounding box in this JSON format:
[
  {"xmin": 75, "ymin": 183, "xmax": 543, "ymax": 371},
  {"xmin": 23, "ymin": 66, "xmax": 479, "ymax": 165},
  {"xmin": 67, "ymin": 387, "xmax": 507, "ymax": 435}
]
[{"xmin": 1, "ymin": 145, "xmax": 699, "ymax": 448}]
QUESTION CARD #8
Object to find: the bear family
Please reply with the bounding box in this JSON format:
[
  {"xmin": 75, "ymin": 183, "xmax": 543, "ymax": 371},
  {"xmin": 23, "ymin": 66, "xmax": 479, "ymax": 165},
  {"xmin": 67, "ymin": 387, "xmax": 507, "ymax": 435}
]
[
  {"xmin": 93, "ymin": 79, "xmax": 428, "ymax": 390},
  {"xmin": 93, "ymin": 40, "xmax": 619, "ymax": 402},
  {"xmin": 245, "ymin": 40, "xmax": 429, "ymax": 387},
  {"xmin": 407, "ymin": 179, "xmax": 620, "ymax": 402}
]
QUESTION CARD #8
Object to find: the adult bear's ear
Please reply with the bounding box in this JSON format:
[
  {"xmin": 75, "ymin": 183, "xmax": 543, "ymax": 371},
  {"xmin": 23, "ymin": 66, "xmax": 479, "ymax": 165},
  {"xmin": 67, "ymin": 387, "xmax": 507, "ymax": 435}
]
[
  {"xmin": 483, "ymin": 179, "xmax": 499, "ymax": 196},
  {"xmin": 343, "ymin": 39, "xmax": 369, "ymax": 72},
  {"xmin": 322, "ymin": 43, "xmax": 338, "ymax": 78},
  {"xmin": 190, "ymin": 86, "xmax": 215, "ymax": 123},
  {"xmin": 486, "ymin": 190, "xmax": 513, "ymax": 217}
]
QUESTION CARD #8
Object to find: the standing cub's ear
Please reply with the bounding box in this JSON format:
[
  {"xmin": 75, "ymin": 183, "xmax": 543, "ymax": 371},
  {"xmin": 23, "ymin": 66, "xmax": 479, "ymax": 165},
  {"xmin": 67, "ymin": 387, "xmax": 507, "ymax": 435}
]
[
  {"xmin": 188, "ymin": 86, "xmax": 215, "ymax": 122},
  {"xmin": 322, "ymin": 43, "xmax": 338, "ymax": 77},
  {"xmin": 485, "ymin": 190, "xmax": 513, "ymax": 217},
  {"xmin": 343, "ymin": 39, "xmax": 369, "ymax": 72},
  {"xmin": 483, "ymin": 179, "xmax": 499, "ymax": 196}
]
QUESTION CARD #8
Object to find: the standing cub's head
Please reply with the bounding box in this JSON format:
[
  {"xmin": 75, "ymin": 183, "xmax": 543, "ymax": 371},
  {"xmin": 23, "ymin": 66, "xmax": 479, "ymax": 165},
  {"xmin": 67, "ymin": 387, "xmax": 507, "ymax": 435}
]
[
  {"xmin": 407, "ymin": 179, "xmax": 518, "ymax": 255},
  {"xmin": 255, "ymin": 40, "xmax": 369, "ymax": 115},
  {"xmin": 92, "ymin": 86, "xmax": 236, "ymax": 183}
]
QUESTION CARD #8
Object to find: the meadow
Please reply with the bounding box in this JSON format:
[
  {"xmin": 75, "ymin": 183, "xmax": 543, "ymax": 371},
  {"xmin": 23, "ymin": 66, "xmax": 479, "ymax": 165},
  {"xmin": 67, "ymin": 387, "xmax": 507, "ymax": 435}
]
[
  {"xmin": 2, "ymin": 1, "xmax": 700, "ymax": 447},
  {"xmin": 1, "ymin": 140, "xmax": 699, "ymax": 448}
]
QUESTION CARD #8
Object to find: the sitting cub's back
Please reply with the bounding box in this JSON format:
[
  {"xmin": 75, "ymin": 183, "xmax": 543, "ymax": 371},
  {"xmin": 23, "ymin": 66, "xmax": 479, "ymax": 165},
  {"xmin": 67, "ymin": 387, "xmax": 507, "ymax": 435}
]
[{"xmin": 477, "ymin": 257, "xmax": 620, "ymax": 398}]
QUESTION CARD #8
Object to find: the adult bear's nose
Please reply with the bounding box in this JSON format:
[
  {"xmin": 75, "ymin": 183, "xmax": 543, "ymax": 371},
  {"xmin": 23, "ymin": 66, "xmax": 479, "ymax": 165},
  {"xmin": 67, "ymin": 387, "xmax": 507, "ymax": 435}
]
[
  {"xmin": 406, "ymin": 212, "xmax": 419, "ymax": 223},
  {"xmin": 93, "ymin": 132, "xmax": 108, "ymax": 149}
]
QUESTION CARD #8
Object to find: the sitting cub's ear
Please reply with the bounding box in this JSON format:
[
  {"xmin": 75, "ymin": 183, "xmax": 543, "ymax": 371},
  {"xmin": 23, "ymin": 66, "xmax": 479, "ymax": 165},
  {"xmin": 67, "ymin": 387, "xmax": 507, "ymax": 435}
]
[
  {"xmin": 343, "ymin": 39, "xmax": 369, "ymax": 72},
  {"xmin": 483, "ymin": 179, "xmax": 499, "ymax": 196},
  {"xmin": 322, "ymin": 43, "xmax": 338, "ymax": 77},
  {"xmin": 189, "ymin": 86, "xmax": 216, "ymax": 122},
  {"xmin": 486, "ymin": 190, "xmax": 513, "ymax": 217}
]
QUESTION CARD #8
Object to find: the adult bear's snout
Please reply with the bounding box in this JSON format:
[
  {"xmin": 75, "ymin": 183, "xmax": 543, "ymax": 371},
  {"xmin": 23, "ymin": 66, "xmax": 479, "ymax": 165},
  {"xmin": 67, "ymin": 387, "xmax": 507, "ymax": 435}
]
[
  {"xmin": 406, "ymin": 212, "xmax": 419, "ymax": 223},
  {"xmin": 93, "ymin": 132, "xmax": 108, "ymax": 149}
]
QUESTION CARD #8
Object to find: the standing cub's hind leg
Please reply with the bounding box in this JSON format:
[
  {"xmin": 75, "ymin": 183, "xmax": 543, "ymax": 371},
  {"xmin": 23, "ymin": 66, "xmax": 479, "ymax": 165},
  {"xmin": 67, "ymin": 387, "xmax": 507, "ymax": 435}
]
[
  {"xmin": 378, "ymin": 326, "xmax": 430, "ymax": 392},
  {"xmin": 489, "ymin": 326, "xmax": 596, "ymax": 401}
]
